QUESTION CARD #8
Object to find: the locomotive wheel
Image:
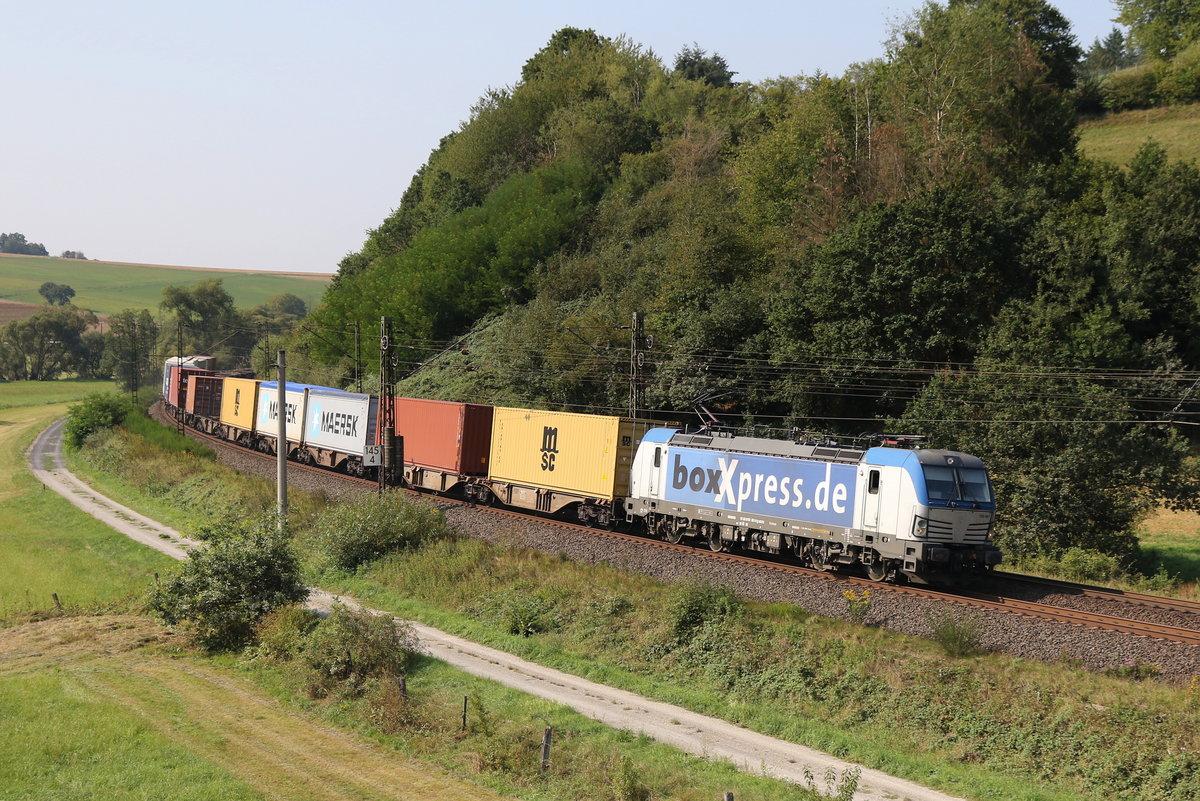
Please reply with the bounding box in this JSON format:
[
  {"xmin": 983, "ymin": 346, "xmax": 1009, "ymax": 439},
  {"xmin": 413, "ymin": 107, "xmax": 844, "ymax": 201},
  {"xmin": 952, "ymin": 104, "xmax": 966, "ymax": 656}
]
[
  {"xmin": 866, "ymin": 559, "xmax": 889, "ymax": 582},
  {"xmin": 707, "ymin": 528, "xmax": 724, "ymax": 552},
  {"xmin": 808, "ymin": 544, "xmax": 831, "ymax": 571},
  {"xmin": 665, "ymin": 526, "xmax": 684, "ymax": 544}
]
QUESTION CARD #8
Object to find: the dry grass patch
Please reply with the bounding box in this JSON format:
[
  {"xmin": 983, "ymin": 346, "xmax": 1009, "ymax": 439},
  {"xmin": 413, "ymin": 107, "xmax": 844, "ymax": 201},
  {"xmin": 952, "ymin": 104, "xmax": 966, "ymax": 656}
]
[{"xmin": 0, "ymin": 615, "xmax": 509, "ymax": 801}]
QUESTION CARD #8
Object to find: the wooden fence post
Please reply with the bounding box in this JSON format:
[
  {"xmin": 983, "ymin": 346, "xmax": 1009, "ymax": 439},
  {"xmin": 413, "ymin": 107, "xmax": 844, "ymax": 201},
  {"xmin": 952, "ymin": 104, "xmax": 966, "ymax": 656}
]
[
  {"xmin": 540, "ymin": 727, "xmax": 553, "ymax": 772},
  {"xmin": 461, "ymin": 695, "xmax": 468, "ymax": 732}
]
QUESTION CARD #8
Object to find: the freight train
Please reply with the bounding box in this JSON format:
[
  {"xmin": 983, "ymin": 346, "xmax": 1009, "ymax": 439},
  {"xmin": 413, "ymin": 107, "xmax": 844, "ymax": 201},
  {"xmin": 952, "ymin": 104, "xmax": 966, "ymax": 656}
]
[{"xmin": 162, "ymin": 357, "xmax": 1001, "ymax": 584}]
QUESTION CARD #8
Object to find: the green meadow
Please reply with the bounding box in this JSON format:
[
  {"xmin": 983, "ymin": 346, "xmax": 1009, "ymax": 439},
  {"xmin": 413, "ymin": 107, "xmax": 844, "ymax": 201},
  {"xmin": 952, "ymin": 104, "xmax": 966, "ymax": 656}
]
[
  {"xmin": 0, "ymin": 255, "xmax": 329, "ymax": 317},
  {"xmin": 1077, "ymin": 102, "xmax": 1200, "ymax": 165}
]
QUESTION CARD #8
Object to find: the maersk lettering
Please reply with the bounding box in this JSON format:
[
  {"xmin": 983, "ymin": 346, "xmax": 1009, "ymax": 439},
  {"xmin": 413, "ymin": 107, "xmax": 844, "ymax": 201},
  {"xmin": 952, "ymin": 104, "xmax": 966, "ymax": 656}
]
[
  {"xmin": 666, "ymin": 448, "xmax": 853, "ymax": 525},
  {"xmin": 320, "ymin": 411, "xmax": 359, "ymax": 437},
  {"xmin": 263, "ymin": 399, "xmax": 298, "ymax": 425}
]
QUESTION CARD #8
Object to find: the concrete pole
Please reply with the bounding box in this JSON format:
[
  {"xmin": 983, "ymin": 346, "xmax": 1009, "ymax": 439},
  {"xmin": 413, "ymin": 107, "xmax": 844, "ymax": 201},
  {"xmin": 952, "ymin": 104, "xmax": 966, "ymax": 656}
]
[{"xmin": 277, "ymin": 349, "xmax": 288, "ymax": 533}]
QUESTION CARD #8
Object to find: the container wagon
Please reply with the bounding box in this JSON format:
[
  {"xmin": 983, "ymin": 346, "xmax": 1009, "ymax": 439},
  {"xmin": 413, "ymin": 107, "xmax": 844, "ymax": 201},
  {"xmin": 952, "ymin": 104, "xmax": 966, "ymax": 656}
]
[{"xmin": 486, "ymin": 407, "xmax": 655, "ymax": 526}]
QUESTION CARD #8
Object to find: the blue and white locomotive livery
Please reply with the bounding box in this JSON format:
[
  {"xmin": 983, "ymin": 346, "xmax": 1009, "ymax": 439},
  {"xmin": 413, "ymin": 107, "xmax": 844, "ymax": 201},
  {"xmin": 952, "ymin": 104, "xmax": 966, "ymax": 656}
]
[{"xmin": 625, "ymin": 428, "xmax": 1001, "ymax": 583}]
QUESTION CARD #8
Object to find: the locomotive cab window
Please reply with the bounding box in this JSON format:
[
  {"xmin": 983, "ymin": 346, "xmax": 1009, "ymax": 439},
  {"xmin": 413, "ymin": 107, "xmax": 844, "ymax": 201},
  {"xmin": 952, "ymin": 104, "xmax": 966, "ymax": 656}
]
[
  {"xmin": 923, "ymin": 465, "xmax": 993, "ymax": 503},
  {"xmin": 867, "ymin": 469, "xmax": 880, "ymax": 494}
]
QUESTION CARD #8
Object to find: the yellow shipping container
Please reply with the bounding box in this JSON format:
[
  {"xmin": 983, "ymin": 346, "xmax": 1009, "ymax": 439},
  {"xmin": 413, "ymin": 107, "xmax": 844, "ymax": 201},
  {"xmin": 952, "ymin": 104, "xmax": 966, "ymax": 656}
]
[
  {"xmin": 488, "ymin": 407, "xmax": 653, "ymax": 500},
  {"xmin": 220, "ymin": 378, "xmax": 260, "ymax": 431}
]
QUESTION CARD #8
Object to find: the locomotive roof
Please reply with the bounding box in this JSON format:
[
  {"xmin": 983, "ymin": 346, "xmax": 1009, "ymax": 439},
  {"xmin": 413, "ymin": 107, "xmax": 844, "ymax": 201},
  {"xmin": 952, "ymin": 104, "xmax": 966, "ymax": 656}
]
[
  {"xmin": 666, "ymin": 430, "xmax": 866, "ymax": 464},
  {"xmin": 660, "ymin": 429, "xmax": 986, "ymax": 470}
]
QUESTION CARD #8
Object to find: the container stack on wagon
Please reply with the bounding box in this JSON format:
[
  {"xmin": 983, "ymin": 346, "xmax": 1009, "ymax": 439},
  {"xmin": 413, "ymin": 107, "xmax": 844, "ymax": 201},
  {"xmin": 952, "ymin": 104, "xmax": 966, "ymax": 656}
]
[
  {"xmin": 487, "ymin": 407, "xmax": 654, "ymax": 525},
  {"xmin": 393, "ymin": 398, "xmax": 492, "ymax": 495},
  {"xmin": 159, "ymin": 357, "xmax": 1002, "ymax": 584}
]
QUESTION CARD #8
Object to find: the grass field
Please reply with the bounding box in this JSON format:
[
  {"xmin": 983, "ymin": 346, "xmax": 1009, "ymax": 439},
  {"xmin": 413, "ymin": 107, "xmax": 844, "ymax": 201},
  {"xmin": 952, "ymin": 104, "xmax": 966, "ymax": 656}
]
[
  {"xmin": 1140, "ymin": 508, "xmax": 1200, "ymax": 586},
  {"xmin": 0, "ymin": 379, "xmax": 116, "ymax": 411},
  {"xmin": 0, "ymin": 254, "xmax": 329, "ymax": 318},
  {"xmin": 1077, "ymin": 102, "xmax": 1200, "ymax": 165}
]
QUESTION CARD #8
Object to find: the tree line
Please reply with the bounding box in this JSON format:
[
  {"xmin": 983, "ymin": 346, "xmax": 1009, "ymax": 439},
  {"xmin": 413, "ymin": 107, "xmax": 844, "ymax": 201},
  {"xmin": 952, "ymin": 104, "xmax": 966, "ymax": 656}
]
[
  {"xmin": 292, "ymin": 0, "xmax": 1200, "ymax": 570},
  {"xmin": 0, "ymin": 231, "xmax": 88, "ymax": 259},
  {"xmin": 0, "ymin": 279, "xmax": 307, "ymax": 387}
]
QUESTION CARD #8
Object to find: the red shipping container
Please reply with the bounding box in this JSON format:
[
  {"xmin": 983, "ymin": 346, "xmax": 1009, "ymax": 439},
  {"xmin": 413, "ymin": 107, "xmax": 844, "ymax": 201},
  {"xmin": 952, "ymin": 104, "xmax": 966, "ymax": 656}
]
[
  {"xmin": 393, "ymin": 398, "xmax": 493, "ymax": 475},
  {"xmin": 187, "ymin": 374, "xmax": 224, "ymax": 418},
  {"xmin": 167, "ymin": 365, "xmax": 182, "ymax": 407}
]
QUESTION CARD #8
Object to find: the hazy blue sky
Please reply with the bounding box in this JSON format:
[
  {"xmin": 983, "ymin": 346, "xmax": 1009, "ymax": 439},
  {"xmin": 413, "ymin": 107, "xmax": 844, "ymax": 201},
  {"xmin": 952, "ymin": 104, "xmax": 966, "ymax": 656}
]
[{"xmin": 4, "ymin": 1, "xmax": 1121, "ymax": 274}]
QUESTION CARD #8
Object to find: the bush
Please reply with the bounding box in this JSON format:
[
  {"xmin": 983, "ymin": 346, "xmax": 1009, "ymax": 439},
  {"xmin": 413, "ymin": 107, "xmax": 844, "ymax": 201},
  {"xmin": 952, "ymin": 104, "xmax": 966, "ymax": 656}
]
[
  {"xmin": 1158, "ymin": 40, "xmax": 1200, "ymax": 103},
  {"xmin": 667, "ymin": 580, "xmax": 742, "ymax": 643},
  {"xmin": 311, "ymin": 490, "xmax": 450, "ymax": 570},
  {"xmin": 254, "ymin": 606, "xmax": 321, "ymax": 661},
  {"xmin": 149, "ymin": 515, "xmax": 308, "ymax": 650},
  {"xmin": 1101, "ymin": 63, "xmax": 1161, "ymax": 111},
  {"xmin": 925, "ymin": 608, "xmax": 985, "ymax": 657},
  {"xmin": 1057, "ymin": 547, "xmax": 1124, "ymax": 584},
  {"xmin": 63, "ymin": 392, "xmax": 133, "ymax": 448},
  {"xmin": 303, "ymin": 604, "xmax": 418, "ymax": 697}
]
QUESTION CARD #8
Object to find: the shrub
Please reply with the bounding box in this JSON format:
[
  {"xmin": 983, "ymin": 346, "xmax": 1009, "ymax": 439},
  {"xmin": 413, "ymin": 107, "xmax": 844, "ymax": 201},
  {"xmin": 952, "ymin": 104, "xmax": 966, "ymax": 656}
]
[
  {"xmin": 63, "ymin": 392, "xmax": 133, "ymax": 448},
  {"xmin": 667, "ymin": 580, "xmax": 742, "ymax": 643},
  {"xmin": 610, "ymin": 754, "xmax": 651, "ymax": 801},
  {"xmin": 311, "ymin": 490, "xmax": 450, "ymax": 570},
  {"xmin": 1158, "ymin": 40, "xmax": 1200, "ymax": 103},
  {"xmin": 303, "ymin": 604, "xmax": 418, "ymax": 696},
  {"xmin": 254, "ymin": 605, "xmax": 321, "ymax": 661},
  {"xmin": 1101, "ymin": 63, "xmax": 1161, "ymax": 111},
  {"xmin": 843, "ymin": 588, "xmax": 872, "ymax": 625},
  {"xmin": 925, "ymin": 607, "xmax": 985, "ymax": 657},
  {"xmin": 1057, "ymin": 547, "xmax": 1124, "ymax": 584},
  {"xmin": 149, "ymin": 515, "xmax": 308, "ymax": 650},
  {"xmin": 500, "ymin": 592, "xmax": 559, "ymax": 637}
]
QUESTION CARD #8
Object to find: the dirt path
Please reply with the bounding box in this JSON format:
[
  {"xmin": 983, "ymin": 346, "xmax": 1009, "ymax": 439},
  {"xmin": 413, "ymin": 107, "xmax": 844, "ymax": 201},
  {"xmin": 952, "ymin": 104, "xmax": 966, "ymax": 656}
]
[{"xmin": 29, "ymin": 419, "xmax": 969, "ymax": 801}]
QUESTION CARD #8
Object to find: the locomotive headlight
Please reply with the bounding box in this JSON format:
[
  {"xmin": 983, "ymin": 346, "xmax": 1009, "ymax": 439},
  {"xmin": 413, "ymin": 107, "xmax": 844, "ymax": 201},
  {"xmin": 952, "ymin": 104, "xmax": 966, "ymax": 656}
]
[{"xmin": 912, "ymin": 516, "xmax": 928, "ymax": 538}]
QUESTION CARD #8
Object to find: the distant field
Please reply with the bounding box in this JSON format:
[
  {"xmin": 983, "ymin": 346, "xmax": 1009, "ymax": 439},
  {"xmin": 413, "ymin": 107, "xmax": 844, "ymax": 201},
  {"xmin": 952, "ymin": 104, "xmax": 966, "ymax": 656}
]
[
  {"xmin": 0, "ymin": 379, "xmax": 116, "ymax": 411},
  {"xmin": 1077, "ymin": 103, "xmax": 1200, "ymax": 165},
  {"xmin": 0, "ymin": 254, "xmax": 330, "ymax": 318}
]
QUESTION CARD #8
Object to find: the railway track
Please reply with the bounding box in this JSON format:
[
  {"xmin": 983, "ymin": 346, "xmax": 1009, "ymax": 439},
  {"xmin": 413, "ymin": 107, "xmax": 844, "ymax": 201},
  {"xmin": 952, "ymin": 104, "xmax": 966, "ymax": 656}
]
[
  {"xmin": 164, "ymin": 406, "xmax": 1200, "ymax": 649},
  {"xmin": 992, "ymin": 570, "xmax": 1200, "ymax": 618}
]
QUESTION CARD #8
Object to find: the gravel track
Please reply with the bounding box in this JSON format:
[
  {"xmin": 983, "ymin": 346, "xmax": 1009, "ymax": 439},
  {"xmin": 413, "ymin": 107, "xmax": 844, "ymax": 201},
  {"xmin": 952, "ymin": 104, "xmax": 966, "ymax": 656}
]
[{"xmin": 160, "ymin": 404, "xmax": 1200, "ymax": 680}]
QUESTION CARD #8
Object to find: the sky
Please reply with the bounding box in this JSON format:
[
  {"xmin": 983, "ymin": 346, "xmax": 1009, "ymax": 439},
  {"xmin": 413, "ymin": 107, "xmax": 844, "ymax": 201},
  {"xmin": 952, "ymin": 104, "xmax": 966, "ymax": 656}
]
[{"xmin": 3, "ymin": 1, "xmax": 1123, "ymax": 274}]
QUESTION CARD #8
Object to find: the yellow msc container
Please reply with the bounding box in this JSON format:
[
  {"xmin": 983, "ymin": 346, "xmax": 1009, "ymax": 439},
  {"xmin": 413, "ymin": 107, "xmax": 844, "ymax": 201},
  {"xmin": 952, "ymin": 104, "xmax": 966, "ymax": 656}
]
[
  {"xmin": 487, "ymin": 407, "xmax": 653, "ymax": 504},
  {"xmin": 220, "ymin": 378, "xmax": 260, "ymax": 432}
]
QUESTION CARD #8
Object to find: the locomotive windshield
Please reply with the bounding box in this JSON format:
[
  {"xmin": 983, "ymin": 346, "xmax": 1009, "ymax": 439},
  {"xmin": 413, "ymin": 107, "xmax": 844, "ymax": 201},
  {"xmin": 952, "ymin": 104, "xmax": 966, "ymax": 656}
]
[{"xmin": 922, "ymin": 465, "xmax": 992, "ymax": 503}]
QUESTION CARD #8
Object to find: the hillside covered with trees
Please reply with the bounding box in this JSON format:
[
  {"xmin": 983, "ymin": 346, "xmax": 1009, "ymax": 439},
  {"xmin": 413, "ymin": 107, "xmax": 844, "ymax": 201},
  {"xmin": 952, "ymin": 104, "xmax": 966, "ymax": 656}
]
[{"xmin": 293, "ymin": 1, "xmax": 1200, "ymax": 569}]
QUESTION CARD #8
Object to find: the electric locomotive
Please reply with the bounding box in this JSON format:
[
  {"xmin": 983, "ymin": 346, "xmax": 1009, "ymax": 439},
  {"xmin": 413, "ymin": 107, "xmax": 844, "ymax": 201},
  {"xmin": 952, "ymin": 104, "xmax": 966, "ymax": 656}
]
[{"xmin": 625, "ymin": 428, "xmax": 1000, "ymax": 583}]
